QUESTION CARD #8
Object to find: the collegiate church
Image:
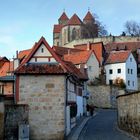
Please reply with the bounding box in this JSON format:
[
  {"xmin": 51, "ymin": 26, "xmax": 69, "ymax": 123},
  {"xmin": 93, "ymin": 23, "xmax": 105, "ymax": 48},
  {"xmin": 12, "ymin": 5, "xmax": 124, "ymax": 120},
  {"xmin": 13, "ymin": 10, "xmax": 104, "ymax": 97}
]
[{"xmin": 53, "ymin": 11, "xmax": 97, "ymax": 46}]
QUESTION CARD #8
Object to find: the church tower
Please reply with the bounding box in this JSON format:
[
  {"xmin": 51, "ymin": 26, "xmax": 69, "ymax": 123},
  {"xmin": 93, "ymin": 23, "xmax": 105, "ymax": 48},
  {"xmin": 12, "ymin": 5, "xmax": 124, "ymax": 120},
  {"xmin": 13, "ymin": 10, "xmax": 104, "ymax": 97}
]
[
  {"xmin": 58, "ymin": 12, "xmax": 69, "ymax": 25},
  {"xmin": 61, "ymin": 14, "xmax": 82, "ymax": 45}
]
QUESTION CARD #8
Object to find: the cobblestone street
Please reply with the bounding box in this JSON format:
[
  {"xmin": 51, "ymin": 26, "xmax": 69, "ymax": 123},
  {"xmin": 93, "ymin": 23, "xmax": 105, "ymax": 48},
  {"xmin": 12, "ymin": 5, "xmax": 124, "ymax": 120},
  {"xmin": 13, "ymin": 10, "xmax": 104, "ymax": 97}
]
[{"xmin": 78, "ymin": 109, "xmax": 136, "ymax": 140}]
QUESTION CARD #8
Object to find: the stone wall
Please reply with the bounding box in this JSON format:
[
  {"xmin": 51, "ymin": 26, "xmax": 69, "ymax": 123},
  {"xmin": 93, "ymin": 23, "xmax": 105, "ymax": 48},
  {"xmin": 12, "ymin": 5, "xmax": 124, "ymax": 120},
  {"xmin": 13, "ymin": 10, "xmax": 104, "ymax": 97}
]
[
  {"xmin": 87, "ymin": 85, "xmax": 111, "ymax": 108},
  {"xmin": 4, "ymin": 104, "xmax": 28, "ymax": 140},
  {"xmin": 117, "ymin": 92, "xmax": 140, "ymax": 138},
  {"xmin": 63, "ymin": 36, "xmax": 140, "ymax": 48},
  {"xmin": 18, "ymin": 75, "xmax": 66, "ymax": 140},
  {"xmin": 87, "ymin": 85, "xmax": 125, "ymax": 108},
  {"xmin": 0, "ymin": 96, "xmax": 5, "ymax": 140}
]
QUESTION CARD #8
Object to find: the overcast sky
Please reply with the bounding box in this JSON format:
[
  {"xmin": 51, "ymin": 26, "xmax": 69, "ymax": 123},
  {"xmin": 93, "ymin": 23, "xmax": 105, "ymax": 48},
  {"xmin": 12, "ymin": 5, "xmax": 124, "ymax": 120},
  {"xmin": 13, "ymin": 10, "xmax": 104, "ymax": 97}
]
[{"xmin": 0, "ymin": 0, "xmax": 140, "ymax": 58}]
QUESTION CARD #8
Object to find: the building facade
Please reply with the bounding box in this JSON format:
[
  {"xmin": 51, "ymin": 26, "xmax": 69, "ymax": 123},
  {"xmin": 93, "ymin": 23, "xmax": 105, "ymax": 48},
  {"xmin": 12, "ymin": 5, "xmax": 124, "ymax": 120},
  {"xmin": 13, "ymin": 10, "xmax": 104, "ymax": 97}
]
[
  {"xmin": 105, "ymin": 50, "xmax": 138, "ymax": 91},
  {"xmin": 15, "ymin": 37, "xmax": 87, "ymax": 140}
]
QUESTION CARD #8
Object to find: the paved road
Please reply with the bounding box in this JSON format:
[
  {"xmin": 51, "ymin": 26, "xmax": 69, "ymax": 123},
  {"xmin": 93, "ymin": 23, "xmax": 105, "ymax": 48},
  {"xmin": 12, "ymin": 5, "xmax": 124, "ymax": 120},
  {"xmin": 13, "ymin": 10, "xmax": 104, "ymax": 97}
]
[{"xmin": 78, "ymin": 109, "xmax": 136, "ymax": 140}]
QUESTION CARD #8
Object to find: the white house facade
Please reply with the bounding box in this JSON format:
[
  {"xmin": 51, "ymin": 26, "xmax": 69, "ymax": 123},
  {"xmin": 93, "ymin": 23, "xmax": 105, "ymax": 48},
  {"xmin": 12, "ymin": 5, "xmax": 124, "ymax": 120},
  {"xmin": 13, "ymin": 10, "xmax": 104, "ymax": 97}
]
[{"xmin": 105, "ymin": 51, "xmax": 138, "ymax": 91}]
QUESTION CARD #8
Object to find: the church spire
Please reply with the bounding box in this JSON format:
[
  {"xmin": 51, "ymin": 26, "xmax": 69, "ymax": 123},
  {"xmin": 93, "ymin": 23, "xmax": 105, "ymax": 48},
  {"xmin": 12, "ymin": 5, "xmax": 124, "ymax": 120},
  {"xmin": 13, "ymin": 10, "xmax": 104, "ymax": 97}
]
[
  {"xmin": 58, "ymin": 11, "xmax": 69, "ymax": 25},
  {"xmin": 83, "ymin": 10, "xmax": 95, "ymax": 24}
]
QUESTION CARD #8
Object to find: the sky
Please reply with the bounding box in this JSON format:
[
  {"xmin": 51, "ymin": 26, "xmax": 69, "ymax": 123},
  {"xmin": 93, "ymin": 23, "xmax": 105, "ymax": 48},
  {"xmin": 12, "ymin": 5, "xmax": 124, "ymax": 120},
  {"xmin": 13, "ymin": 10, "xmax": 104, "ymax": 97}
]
[{"xmin": 0, "ymin": 0, "xmax": 140, "ymax": 59}]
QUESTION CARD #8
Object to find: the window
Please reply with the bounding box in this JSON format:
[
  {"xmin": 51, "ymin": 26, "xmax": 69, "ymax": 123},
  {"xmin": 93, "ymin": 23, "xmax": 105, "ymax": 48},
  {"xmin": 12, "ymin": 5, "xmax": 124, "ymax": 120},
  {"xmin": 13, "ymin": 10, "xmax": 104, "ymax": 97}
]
[
  {"xmin": 131, "ymin": 69, "xmax": 133, "ymax": 74},
  {"xmin": 130, "ymin": 58, "xmax": 132, "ymax": 62},
  {"xmin": 109, "ymin": 80, "xmax": 113, "ymax": 85},
  {"xmin": 88, "ymin": 66, "xmax": 92, "ymax": 71},
  {"xmin": 118, "ymin": 69, "xmax": 121, "ymax": 73},
  {"xmin": 72, "ymin": 28, "xmax": 76, "ymax": 40},
  {"xmin": 35, "ymin": 58, "xmax": 37, "ymax": 62},
  {"xmin": 41, "ymin": 48, "xmax": 44, "ymax": 53},
  {"xmin": 109, "ymin": 69, "xmax": 113, "ymax": 74},
  {"xmin": 133, "ymin": 81, "xmax": 135, "ymax": 86},
  {"xmin": 128, "ymin": 68, "xmax": 130, "ymax": 74},
  {"xmin": 128, "ymin": 80, "xmax": 130, "ymax": 86}
]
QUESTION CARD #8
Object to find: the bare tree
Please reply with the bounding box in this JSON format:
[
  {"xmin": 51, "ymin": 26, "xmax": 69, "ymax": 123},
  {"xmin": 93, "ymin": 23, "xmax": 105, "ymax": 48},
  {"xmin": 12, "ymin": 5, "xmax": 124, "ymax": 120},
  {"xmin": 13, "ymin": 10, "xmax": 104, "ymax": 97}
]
[
  {"xmin": 81, "ymin": 13, "xmax": 108, "ymax": 39},
  {"xmin": 81, "ymin": 22, "xmax": 98, "ymax": 38},
  {"xmin": 124, "ymin": 20, "xmax": 140, "ymax": 36}
]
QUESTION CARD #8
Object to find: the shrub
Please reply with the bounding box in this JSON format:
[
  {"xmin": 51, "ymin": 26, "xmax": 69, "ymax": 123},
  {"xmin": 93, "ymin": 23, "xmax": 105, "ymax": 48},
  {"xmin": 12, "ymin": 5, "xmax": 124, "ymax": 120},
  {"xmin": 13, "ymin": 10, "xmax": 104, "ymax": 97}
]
[{"xmin": 114, "ymin": 78, "xmax": 126, "ymax": 89}]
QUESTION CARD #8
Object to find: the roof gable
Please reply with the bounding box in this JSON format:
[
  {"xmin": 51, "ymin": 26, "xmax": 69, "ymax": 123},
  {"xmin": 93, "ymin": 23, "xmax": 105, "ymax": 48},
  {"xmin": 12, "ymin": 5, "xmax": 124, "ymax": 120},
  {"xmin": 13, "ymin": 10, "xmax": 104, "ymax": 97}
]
[
  {"xmin": 15, "ymin": 37, "xmax": 87, "ymax": 80},
  {"xmin": 16, "ymin": 37, "xmax": 63, "ymax": 70},
  {"xmin": 67, "ymin": 14, "xmax": 83, "ymax": 25},
  {"xmin": 59, "ymin": 12, "xmax": 69, "ymax": 21},
  {"xmin": 83, "ymin": 11, "xmax": 94, "ymax": 21}
]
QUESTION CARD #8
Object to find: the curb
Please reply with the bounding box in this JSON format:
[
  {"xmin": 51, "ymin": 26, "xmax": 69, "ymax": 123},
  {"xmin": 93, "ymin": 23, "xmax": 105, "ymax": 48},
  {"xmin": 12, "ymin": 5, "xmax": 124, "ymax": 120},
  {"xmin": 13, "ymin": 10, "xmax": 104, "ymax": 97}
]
[
  {"xmin": 115, "ymin": 123, "xmax": 139, "ymax": 140},
  {"xmin": 67, "ymin": 112, "xmax": 97, "ymax": 140}
]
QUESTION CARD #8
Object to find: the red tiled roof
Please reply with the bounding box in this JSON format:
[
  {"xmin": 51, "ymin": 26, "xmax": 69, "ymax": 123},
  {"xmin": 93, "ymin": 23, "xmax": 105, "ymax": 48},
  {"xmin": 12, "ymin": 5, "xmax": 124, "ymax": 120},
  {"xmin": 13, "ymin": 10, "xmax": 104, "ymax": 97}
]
[
  {"xmin": 74, "ymin": 42, "xmax": 103, "ymax": 65},
  {"xmin": 53, "ymin": 46, "xmax": 83, "ymax": 57},
  {"xmin": 53, "ymin": 24, "xmax": 63, "ymax": 33},
  {"xmin": 15, "ymin": 63, "xmax": 66, "ymax": 74},
  {"xmin": 9, "ymin": 61, "xmax": 14, "ymax": 72},
  {"xmin": 105, "ymin": 42, "xmax": 140, "ymax": 53},
  {"xmin": 64, "ymin": 50, "xmax": 92, "ymax": 64},
  {"xmin": 105, "ymin": 50, "xmax": 131, "ymax": 64},
  {"xmin": 67, "ymin": 14, "xmax": 83, "ymax": 25},
  {"xmin": 18, "ymin": 49, "xmax": 31, "ymax": 60},
  {"xmin": 0, "ymin": 57, "xmax": 9, "ymax": 68},
  {"xmin": 15, "ymin": 37, "xmax": 87, "ymax": 80},
  {"xmin": 83, "ymin": 11, "xmax": 94, "ymax": 21},
  {"xmin": 64, "ymin": 61, "xmax": 88, "ymax": 80},
  {"xmin": 0, "ymin": 62, "xmax": 9, "ymax": 76},
  {"xmin": 59, "ymin": 12, "xmax": 69, "ymax": 21},
  {"xmin": 0, "ymin": 61, "xmax": 14, "ymax": 76}
]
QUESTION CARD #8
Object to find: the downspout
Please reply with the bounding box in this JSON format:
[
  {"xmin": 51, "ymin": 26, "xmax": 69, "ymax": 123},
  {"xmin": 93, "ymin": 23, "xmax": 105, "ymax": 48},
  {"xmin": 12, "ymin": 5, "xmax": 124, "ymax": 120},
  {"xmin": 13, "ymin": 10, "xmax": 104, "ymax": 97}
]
[{"xmin": 65, "ymin": 74, "xmax": 71, "ymax": 137}]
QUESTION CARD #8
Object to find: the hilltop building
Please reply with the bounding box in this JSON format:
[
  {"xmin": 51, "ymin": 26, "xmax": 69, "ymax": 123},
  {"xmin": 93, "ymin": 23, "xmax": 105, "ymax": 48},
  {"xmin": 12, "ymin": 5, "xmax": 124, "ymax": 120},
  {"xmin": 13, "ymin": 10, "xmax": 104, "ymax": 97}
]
[{"xmin": 53, "ymin": 11, "xmax": 97, "ymax": 46}]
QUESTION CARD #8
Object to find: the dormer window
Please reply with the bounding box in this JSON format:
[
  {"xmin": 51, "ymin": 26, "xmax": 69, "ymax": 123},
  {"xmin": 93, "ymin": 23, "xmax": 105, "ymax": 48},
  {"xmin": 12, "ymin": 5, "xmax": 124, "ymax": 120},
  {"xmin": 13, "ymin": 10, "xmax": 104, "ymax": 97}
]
[{"xmin": 41, "ymin": 48, "xmax": 44, "ymax": 53}]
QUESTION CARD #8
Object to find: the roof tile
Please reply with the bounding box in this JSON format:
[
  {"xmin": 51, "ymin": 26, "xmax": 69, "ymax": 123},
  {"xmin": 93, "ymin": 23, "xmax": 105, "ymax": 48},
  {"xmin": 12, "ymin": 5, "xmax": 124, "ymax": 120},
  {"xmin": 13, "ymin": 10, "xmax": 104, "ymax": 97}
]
[
  {"xmin": 64, "ymin": 51, "xmax": 92, "ymax": 64},
  {"xmin": 83, "ymin": 11, "xmax": 94, "ymax": 21},
  {"xmin": 105, "ymin": 50, "xmax": 131, "ymax": 64},
  {"xmin": 53, "ymin": 46, "xmax": 83, "ymax": 57},
  {"xmin": 59, "ymin": 12, "xmax": 69, "ymax": 21},
  {"xmin": 74, "ymin": 42, "xmax": 103, "ymax": 65},
  {"xmin": 105, "ymin": 42, "xmax": 140, "ymax": 53},
  {"xmin": 67, "ymin": 14, "xmax": 83, "ymax": 25}
]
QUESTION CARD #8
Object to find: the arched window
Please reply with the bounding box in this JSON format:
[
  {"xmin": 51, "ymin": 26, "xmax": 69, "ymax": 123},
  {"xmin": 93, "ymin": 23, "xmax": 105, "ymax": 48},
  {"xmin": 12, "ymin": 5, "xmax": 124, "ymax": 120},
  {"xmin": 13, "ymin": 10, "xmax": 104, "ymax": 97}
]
[
  {"xmin": 72, "ymin": 28, "xmax": 76, "ymax": 40},
  {"xmin": 64, "ymin": 29, "xmax": 66, "ymax": 44}
]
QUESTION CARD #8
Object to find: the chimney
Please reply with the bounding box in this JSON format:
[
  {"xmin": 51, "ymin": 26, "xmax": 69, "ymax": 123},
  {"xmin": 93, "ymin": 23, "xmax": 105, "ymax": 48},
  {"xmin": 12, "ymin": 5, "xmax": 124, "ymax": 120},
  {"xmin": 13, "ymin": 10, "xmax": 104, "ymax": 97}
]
[
  {"xmin": 16, "ymin": 50, "xmax": 18, "ymax": 59},
  {"xmin": 80, "ymin": 63, "xmax": 88, "ymax": 77},
  {"xmin": 87, "ymin": 42, "xmax": 90, "ymax": 50},
  {"xmin": 68, "ymin": 49, "xmax": 70, "ymax": 55},
  {"xmin": 13, "ymin": 50, "xmax": 19, "ymax": 70}
]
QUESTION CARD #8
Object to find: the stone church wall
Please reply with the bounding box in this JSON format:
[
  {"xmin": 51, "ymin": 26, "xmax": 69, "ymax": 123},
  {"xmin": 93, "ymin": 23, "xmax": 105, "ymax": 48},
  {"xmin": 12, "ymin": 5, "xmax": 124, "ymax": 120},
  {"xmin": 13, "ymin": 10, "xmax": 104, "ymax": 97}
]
[{"xmin": 63, "ymin": 36, "xmax": 140, "ymax": 48}]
